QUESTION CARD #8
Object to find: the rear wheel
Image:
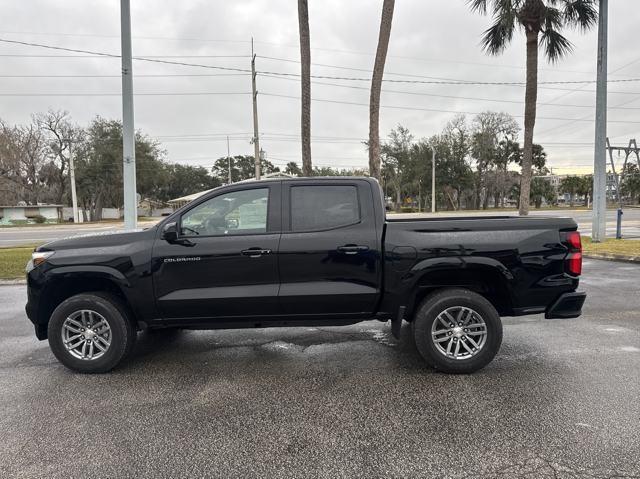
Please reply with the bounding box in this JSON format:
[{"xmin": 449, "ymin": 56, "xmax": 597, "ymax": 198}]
[
  {"xmin": 412, "ymin": 288, "xmax": 502, "ymax": 374},
  {"xmin": 48, "ymin": 293, "xmax": 136, "ymax": 373}
]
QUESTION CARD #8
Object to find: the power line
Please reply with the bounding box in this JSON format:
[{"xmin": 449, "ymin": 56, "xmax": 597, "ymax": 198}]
[
  {"xmin": 3, "ymin": 29, "xmax": 637, "ymax": 77},
  {"xmin": 0, "ymin": 92, "xmax": 251, "ymax": 97},
  {"xmin": 5, "ymin": 87, "xmax": 640, "ymax": 123},
  {"xmin": 0, "ymin": 54, "xmax": 249, "ymax": 58},
  {"xmin": 259, "ymin": 73, "xmax": 640, "ymax": 110},
  {"xmin": 0, "ymin": 73, "xmax": 248, "ymax": 78},
  {"xmin": 258, "ymin": 55, "xmax": 473, "ymax": 82},
  {"xmin": 259, "ymin": 92, "xmax": 640, "ymax": 124},
  {"xmin": 3, "ymin": 38, "xmax": 640, "ymax": 86},
  {"xmin": 0, "ymin": 38, "xmax": 254, "ymax": 73},
  {"xmin": 5, "ymin": 70, "xmax": 640, "ymax": 97}
]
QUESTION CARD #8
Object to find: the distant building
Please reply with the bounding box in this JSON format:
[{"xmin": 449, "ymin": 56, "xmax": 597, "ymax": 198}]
[
  {"xmin": 168, "ymin": 172, "xmax": 295, "ymax": 208},
  {"xmin": 0, "ymin": 205, "xmax": 63, "ymax": 225}
]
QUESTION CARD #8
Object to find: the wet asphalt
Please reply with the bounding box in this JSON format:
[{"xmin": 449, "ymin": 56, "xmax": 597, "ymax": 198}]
[{"xmin": 0, "ymin": 258, "xmax": 638, "ymax": 478}]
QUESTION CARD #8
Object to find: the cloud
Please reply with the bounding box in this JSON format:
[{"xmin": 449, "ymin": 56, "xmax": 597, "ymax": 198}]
[{"xmin": 0, "ymin": 0, "xmax": 638, "ymax": 174}]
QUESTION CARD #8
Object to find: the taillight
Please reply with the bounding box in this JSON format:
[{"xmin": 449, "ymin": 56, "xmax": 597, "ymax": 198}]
[{"xmin": 563, "ymin": 231, "xmax": 582, "ymax": 276}]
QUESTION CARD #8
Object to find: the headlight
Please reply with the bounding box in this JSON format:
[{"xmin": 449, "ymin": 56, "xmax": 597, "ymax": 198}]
[{"xmin": 31, "ymin": 251, "xmax": 55, "ymax": 267}]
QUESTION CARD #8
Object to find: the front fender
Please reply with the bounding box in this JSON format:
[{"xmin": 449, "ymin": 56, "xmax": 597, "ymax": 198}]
[{"xmin": 45, "ymin": 265, "xmax": 131, "ymax": 286}]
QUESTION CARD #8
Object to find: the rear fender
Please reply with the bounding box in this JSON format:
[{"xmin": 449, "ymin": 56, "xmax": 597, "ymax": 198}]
[{"xmin": 403, "ymin": 256, "xmax": 514, "ymax": 318}]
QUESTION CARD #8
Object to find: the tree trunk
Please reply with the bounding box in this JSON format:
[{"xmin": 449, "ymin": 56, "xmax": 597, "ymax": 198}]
[
  {"xmin": 519, "ymin": 29, "xmax": 539, "ymax": 216},
  {"xmin": 298, "ymin": 0, "xmax": 312, "ymax": 176},
  {"xmin": 94, "ymin": 193, "xmax": 103, "ymax": 221},
  {"xmin": 368, "ymin": 0, "xmax": 395, "ymax": 180}
]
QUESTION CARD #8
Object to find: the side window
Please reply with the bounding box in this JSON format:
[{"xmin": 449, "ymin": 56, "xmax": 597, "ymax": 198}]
[
  {"xmin": 291, "ymin": 185, "xmax": 360, "ymax": 232},
  {"xmin": 181, "ymin": 188, "xmax": 269, "ymax": 236}
]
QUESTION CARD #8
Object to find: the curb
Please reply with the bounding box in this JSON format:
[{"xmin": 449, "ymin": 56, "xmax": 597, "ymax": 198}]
[
  {"xmin": 583, "ymin": 253, "xmax": 640, "ymax": 264},
  {"xmin": 0, "ymin": 279, "xmax": 27, "ymax": 286}
]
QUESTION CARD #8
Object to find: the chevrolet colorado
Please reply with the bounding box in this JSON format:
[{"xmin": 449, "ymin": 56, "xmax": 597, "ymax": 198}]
[{"xmin": 25, "ymin": 177, "xmax": 585, "ymax": 374}]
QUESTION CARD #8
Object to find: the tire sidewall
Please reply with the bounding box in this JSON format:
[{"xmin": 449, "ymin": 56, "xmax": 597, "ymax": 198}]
[
  {"xmin": 413, "ymin": 289, "xmax": 503, "ymax": 373},
  {"xmin": 48, "ymin": 294, "xmax": 131, "ymax": 373}
]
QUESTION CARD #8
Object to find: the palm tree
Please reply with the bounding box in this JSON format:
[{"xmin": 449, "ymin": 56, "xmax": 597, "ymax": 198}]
[
  {"xmin": 298, "ymin": 0, "xmax": 312, "ymax": 176},
  {"xmin": 469, "ymin": 0, "xmax": 597, "ymax": 215},
  {"xmin": 369, "ymin": 0, "xmax": 395, "ymax": 181}
]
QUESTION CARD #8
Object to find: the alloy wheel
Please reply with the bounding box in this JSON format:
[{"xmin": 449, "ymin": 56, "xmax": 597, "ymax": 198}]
[
  {"xmin": 430, "ymin": 306, "xmax": 488, "ymax": 360},
  {"xmin": 61, "ymin": 310, "xmax": 112, "ymax": 360}
]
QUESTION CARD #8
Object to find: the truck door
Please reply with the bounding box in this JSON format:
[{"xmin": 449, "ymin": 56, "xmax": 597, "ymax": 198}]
[
  {"xmin": 152, "ymin": 183, "xmax": 281, "ymax": 321},
  {"xmin": 277, "ymin": 180, "xmax": 381, "ymax": 317}
]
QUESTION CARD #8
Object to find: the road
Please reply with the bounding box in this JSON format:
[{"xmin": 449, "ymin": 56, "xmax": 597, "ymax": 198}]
[
  {"xmin": 0, "ymin": 259, "xmax": 638, "ymax": 478},
  {"xmin": 0, "ymin": 221, "xmax": 159, "ymax": 247},
  {"xmin": 2, "ymin": 209, "xmax": 639, "ymax": 247},
  {"xmin": 398, "ymin": 207, "xmax": 640, "ymax": 239}
]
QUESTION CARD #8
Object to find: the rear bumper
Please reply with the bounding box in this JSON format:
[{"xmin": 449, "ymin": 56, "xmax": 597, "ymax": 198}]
[{"xmin": 545, "ymin": 292, "xmax": 586, "ymax": 319}]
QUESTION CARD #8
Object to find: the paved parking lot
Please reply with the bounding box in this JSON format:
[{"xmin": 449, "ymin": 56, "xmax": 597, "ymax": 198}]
[{"xmin": 0, "ymin": 259, "xmax": 638, "ymax": 478}]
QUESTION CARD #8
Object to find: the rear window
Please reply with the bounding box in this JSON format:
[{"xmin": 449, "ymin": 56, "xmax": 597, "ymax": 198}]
[{"xmin": 291, "ymin": 185, "xmax": 360, "ymax": 231}]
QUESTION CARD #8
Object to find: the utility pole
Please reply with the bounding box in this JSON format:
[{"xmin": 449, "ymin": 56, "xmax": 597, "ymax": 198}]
[
  {"xmin": 65, "ymin": 139, "xmax": 79, "ymax": 224},
  {"xmin": 606, "ymin": 138, "xmax": 640, "ymax": 239},
  {"xmin": 120, "ymin": 0, "xmax": 137, "ymax": 230},
  {"xmin": 227, "ymin": 135, "xmax": 232, "ymax": 184},
  {"xmin": 592, "ymin": 0, "xmax": 608, "ymax": 242},
  {"xmin": 431, "ymin": 145, "xmax": 436, "ymax": 213},
  {"xmin": 251, "ymin": 38, "xmax": 261, "ymax": 180}
]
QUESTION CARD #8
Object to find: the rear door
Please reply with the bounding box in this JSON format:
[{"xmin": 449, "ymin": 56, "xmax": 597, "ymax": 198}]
[
  {"xmin": 153, "ymin": 182, "xmax": 281, "ymax": 321},
  {"xmin": 277, "ymin": 180, "xmax": 381, "ymax": 316}
]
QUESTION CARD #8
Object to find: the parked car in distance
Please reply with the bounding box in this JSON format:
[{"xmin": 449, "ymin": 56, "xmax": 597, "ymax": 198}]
[{"xmin": 25, "ymin": 177, "xmax": 585, "ymax": 374}]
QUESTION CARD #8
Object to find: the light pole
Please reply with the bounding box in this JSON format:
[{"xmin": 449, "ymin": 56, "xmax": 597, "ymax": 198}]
[
  {"xmin": 120, "ymin": 0, "xmax": 137, "ymax": 230},
  {"xmin": 592, "ymin": 0, "xmax": 608, "ymax": 242},
  {"xmin": 251, "ymin": 39, "xmax": 261, "ymax": 180}
]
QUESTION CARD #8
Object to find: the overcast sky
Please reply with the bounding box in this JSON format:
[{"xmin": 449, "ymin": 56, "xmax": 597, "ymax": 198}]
[{"xmin": 1, "ymin": 0, "xmax": 638, "ymax": 175}]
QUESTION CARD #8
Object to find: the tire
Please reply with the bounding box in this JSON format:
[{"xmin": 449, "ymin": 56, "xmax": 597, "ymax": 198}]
[
  {"xmin": 412, "ymin": 288, "xmax": 502, "ymax": 374},
  {"xmin": 47, "ymin": 292, "xmax": 137, "ymax": 373}
]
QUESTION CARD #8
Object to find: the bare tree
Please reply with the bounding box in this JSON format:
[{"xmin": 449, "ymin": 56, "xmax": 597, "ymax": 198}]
[
  {"xmin": 368, "ymin": 0, "xmax": 395, "ymax": 180},
  {"xmin": 35, "ymin": 109, "xmax": 81, "ymax": 204},
  {"xmin": 0, "ymin": 122, "xmax": 47, "ymax": 204},
  {"xmin": 298, "ymin": 0, "xmax": 312, "ymax": 176}
]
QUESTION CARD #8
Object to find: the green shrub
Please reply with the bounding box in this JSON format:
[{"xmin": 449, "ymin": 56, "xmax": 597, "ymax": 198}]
[{"xmin": 32, "ymin": 214, "xmax": 47, "ymax": 224}]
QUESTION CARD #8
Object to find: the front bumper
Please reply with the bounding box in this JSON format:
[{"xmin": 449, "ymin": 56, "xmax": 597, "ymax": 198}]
[{"xmin": 545, "ymin": 291, "xmax": 586, "ymax": 319}]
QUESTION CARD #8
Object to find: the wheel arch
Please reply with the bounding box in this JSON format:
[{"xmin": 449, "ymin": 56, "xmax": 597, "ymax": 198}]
[
  {"xmin": 36, "ymin": 269, "xmax": 137, "ymax": 338},
  {"xmin": 403, "ymin": 259, "xmax": 514, "ymax": 321}
]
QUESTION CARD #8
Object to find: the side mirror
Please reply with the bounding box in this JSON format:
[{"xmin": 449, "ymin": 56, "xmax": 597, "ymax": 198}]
[{"xmin": 162, "ymin": 221, "xmax": 179, "ymax": 243}]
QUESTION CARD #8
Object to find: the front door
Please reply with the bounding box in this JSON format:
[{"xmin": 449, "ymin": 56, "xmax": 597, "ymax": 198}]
[
  {"xmin": 153, "ymin": 183, "xmax": 281, "ymax": 321},
  {"xmin": 277, "ymin": 180, "xmax": 381, "ymax": 317}
]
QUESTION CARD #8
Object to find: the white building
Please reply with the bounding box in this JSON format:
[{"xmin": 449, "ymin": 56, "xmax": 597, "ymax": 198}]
[{"xmin": 0, "ymin": 205, "xmax": 63, "ymax": 225}]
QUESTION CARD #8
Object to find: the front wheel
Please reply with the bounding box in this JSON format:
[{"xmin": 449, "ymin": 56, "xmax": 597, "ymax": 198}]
[
  {"xmin": 47, "ymin": 293, "xmax": 137, "ymax": 373},
  {"xmin": 412, "ymin": 288, "xmax": 503, "ymax": 374}
]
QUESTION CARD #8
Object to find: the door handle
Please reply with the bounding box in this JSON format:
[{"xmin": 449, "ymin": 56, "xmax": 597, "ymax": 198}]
[
  {"xmin": 337, "ymin": 244, "xmax": 369, "ymax": 255},
  {"xmin": 241, "ymin": 248, "xmax": 272, "ymax": 258}
]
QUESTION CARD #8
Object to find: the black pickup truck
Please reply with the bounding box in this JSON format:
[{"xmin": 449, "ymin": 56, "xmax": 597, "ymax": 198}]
[{"xmin": 25, "ymin": 177, "xmax": 585, "ymax": 374}]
